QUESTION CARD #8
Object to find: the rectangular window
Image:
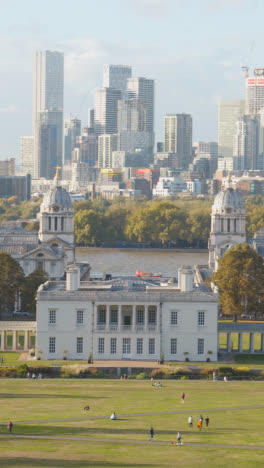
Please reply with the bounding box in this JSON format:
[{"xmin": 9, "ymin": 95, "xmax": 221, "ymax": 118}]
[
  {"xmin": 137, "ymin": 338, "xmax": 143, "ymax": 354},
  {"xmin": 234, "ymin": 219, "xmax": 236, "ymax": 233},
  {"xmin": 49, "ymin": 337, "xmax": 55, "ymax": 353},
  {"xmin": 221, "ymin": 219, "xmax": 224, "ymax": 232},
  {"xmin": 110, "ymin": 338, "xmax": 117, "ymax": 354},
  {"xmin": 76, "ymin": 337, "xmax": 83, "ymax": 354},
  {"xmin": 110, "ymin": 308, "xmax": 118, "ymax": 324},
  {"xmin": 198, "ymin": 311, "xmax": 205, "ymax": 326},
  {"xmin": 171, "ymin": 311, "xmax": 178, "ymax": 325},
  {"xmin": 54, "ymin": 217, "xmax": 57, "ymax": 231},
  {"xmin": 123, "ymin": 338, "xmax": 131, "ymax": 354},
  {"xmin": 49, "ymin": 310, "xmax": 56, "ymax": 325},
  {"xmin": 48, "ymin": 217, "xmax": 51, "ymax": 230},
  {"xmin": 171, "ymin": 338, "xmax": 177, "ymax": 355},
  {"xmin": 136, "ymin": 307, "xmax": 144, "ymax": 324},
  {"xmin": 227, "ymin": 218, "xmax": 230, "ymax": 233},
  {"xmin": 77, "ymin": 310, "xmax": 84, "ymax": 325},
  {"xmin": 98, "ymin": 338, "xmax": 104, "ymax": 354},
  {"xmin": 61, "ymin": 217, "xmax": 64, "ymax": 231},
  {"xmin": 98, "ymin": 306, "xmax": 106, "ymax": 324},
  {"xmin": 149, "ymin": 338, "xmax": 155, "ymax": 355},
  {"xmin": 148, "ymin": 307, "xmax": 156, "ymax": 324},
  {"xmin": 198, "ymin": 338, "xmax": 204, "ymax": 355}
]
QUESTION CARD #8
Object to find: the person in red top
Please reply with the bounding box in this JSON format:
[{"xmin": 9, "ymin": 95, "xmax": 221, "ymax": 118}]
[
  {"xmin": 8, "ymin": 422, "xmax": 13, "ymax": 433},
  {"xmin": 181, "ymin": 392, "xmax": 185, "ymax": 404}
]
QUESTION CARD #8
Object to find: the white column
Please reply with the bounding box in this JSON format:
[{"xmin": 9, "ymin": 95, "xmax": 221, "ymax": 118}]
[
  {"xmin": 238, "ymin": 333, "xmax": 243, "ymax": 352},
  {"xmin": 106, "ymin": 305, "xmax": 109, "ymax": 330},
  {"xmin": 24, "ymin": 331, "xmax": 29, "ymax": 351},
  {"xmin": 250, "ymin": 333, "xmax": 255, "ymax": 353},
  {"xmin": 132, "ymin": 305, "xmax": 136, "ymax": 331},
  {"xmin": 227, "ymin": 333, "xmax": 231, "ymax": 352},
  {"xmin": 0, "ymin": 331, "xmax": 5, "ymax": 351},
  {"xmin": 12, "ymin": 330, "xmax": 17, "ymax": 351},
  {"xmin": 118, "ymin": 306, "xmax": 122, "ymax": 331}
]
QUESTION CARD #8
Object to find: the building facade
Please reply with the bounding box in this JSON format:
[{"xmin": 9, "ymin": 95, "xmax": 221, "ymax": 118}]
[
  {"xmin": 94, "ymin": 88, "xmax": 122, "ymax": 135},
  {"xmin": 20, "ymin": 137, "xmax": 34, "ymax": 177},
  {"xmin": 103, "ymin": 65, "xmax": 132, "ymax": 98},
  {"xmin": 164, "ymin": 114, "xmax": 192, "ymax": 169},
  {"xmin": 64, "ymin": 118, "xmax": 81, "ymax": 163},
  {"xmin": 218, "ymin": 100, "xmax": 245, "ymax": 159}
]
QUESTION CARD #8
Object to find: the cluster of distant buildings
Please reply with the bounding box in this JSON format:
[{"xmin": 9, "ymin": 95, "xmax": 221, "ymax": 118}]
[{"xmin": 0, "ymin": 52, "xmax": 264, "ymax": 202}]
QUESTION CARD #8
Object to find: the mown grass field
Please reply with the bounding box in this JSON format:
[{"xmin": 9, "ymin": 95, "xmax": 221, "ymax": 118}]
[{"xmin": 0, "ymin": 379, "xmax": 264, "ymax": 467}]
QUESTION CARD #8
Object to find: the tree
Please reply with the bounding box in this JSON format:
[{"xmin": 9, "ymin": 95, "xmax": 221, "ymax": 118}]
[
  {"xmin": 21, "ymin": 270, "xmax": 48, "ymax": 315},
  {"xmin": 211, "ymin": 243, "xmax": 264, "ymax": 318},
  {"xmin": 0, "ymin": 252, "xmax": 24, "ymax": 317}
]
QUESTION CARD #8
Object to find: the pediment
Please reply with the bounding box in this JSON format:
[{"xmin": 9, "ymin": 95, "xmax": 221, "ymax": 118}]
[{"xmin": 22, "ymin": 245, "xmax": 63, "ymax": 260}]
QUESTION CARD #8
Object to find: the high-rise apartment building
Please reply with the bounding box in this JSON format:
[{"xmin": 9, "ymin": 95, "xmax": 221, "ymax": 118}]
[
  {"xmin": 98, "ymin": 134, "xmax": 118, "ymax": 168},
  {"xmin": 164, "ymin": 114, "xmax": 192, "ymax": 169},
  {"xmin": 218, "ymin": 100, "xmax": 245, "ymax": 158},
  {"xmin": 33, "ymin": 50, "xmax": 64, "ymax": 178},
  {"xmin": 0, "ymin": 158, "xmax": 15, "ymax": 176},
  {"xmin": 20, "ymin": 137, "xmax": 34, "ymax": 177},
  {"xmin": 233, "ymin": 115, "xmax": 259, "ymax": 170},
  {"xmin": 118, "ymin": 99, "xmax": 146, "ymax": 132},
  {"xmin": 103, "ymin": 65, "xmax": 132, "ymax": 98},
  {"xmin": 73, "ymin": 128, "xmax": 98, "ymax": 167},
  {"xmin": 246, "ymin": 68, "xmax": 264, "ymax": 115},
  {"xmin": 94, "ymin": 88, "xmax": 122, "ymax": 135},
  {"xmin": 64, "ymin": 118, "xmax": 81, "ymax": 162},
  {"xmin": 127, "ymin": 77, "xmax": 154, "ymax": 134}
]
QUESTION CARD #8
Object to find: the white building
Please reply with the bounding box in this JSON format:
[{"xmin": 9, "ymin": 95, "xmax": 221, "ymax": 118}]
[
  {"xmin": 64, "ymin": 118, "xmax": 81, "ymax": 163},
  {"xmin": 218, "ymin": 100, "xmax": 245, "ymax": 159},
  {"xmin": 164, "ymin": 114, "xmax": 192, "ymax": 169},
  {"xmin": 98, "ymin": 134, "xmax": 118, "ymax": 168},
  {"xmin": 20, "ymin": 136, "xmax": 34, "ymax": 177},
  {"xmin": 153, "ymin": 177, "xmax": 186, "ymax": 197},
  {"xmin": 103, "ymin": 65, "xmax": 132, "ymax": 98},
  {"xmin": 94, "ymin": 88, "xmax": 122, "ymax": 135},
  {"xmin": 37, "ymin": 265, "xmax": 218, "ymax": 361}
]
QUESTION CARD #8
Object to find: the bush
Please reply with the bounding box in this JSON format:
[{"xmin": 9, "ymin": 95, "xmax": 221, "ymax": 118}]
[
  {"xmin": 17, "ymin": 364, "xmax": 28, "ymax": 378},
  {"xmin": 180, "ymin": 376, "xmax": 189, "ymax": 380},
  {"xmin": 233, "ymin": 367, "xmax": 250, "ymax": 376},
  {"xmin": 235, "ymin": 354, "xmax": 264, "ymax": 364},
  {"xmin": 136, "ymin": 372, "xmax": 148, "ymax": 380},
  {"xmin": 218, "ymin": 366, "xmax": 233, "ymax": 376},
  {"xmin": 199, "ymin": 368, "xmax": 214, "ymax": 376},
  {"xmin": 160, "ymin": 352, "xmax": 164, "ymax": 365},
  {"xmin": 151, "ymin": 369, "xmax": 165, "ymax": 379}
]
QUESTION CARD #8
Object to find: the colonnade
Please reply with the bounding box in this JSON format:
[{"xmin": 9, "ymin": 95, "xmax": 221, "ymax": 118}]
[
  {"xmin": 219, "ymin": 323, "xmax": 264, "ymax": 353},
  {"xmin": 0, "ymin": 322, "xmax": 36, "ymax": 352}
]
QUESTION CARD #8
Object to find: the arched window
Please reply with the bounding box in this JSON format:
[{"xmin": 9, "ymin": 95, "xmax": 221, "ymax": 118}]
[{"xmin": 36, "ymin": 253, "xmax": 44, "ymax": 271}]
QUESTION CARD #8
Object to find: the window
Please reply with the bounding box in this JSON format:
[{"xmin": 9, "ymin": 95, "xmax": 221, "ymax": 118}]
[
  {"xmin": 54, "ymin": 217, "xmax": 57, "ymax": 231},
  {"xmin": 49, "ymin": 337, "xmax": 55, "ymax": 353},
  {"xmin": 137, "ymin": 338, "xmax": 143, "ymax": 355},
  {"xmin": 98, "ymin": 306, "xmax": 106, "ymax": 324},
  {"xmin": 221, "ymin": 219, "xmax": 224, "ymax": 232},
  {"xmin": 171, "ymin": 338, "xmax": 177, "ymax": 354},
  {"xmin": 123, "ymin": 338, "xmax": 131, "ymax": 354},
  {"xmin": 110, "ymin": 338, "xmax": 117, "ymax": 354},
  {"xmin": 98, "ymin": 338, "xmax": 104, "ymax": 354},
  {"xmin": 76, "ymin": 337, "xmax": 83, "ymax": 354},
  {"xmin": 136, "ymin": 307, "xmax": 144, "ymax": 324},
  {"xmin": 110, "ymin": 307, "xmax": 118, "ymax": 324},
  {"xmin": 148, "ymin": 306, "xmax": 156, "ymax": 325},
  {"xmin": 234, "ymin": 219, "xmax": 237, "ymax": 233},
  {"xmin": 198, "ymin": 338, "xmax": 204, "ymax": 355},
  {"xmin": 49, "ymin": 310, "xmax": 56, "ymax": 324},
  {"xmin": 61, "ymin": 217, "xmax": 64, "ymax": 231},
  {"xmin": 227, "ymin": 218, "xmax": 230, "ymax": 233},
  {"xmin": 198, "ymin": 311, "xmax": 205, "ymax": 326},
  {"xmin": 48, "ymin": 217, "xmax": 51, "ymax": 230},
  {"xmin": 149, "ymin": 338, "xmax": 155, "ymax": 355},
  {"xmin": 77, "ymin": 310, "xmax": 84, "ymax": 325},
  {"xmin": 171, "ymin": 311, "xmax": 178, "ymax": 325}
]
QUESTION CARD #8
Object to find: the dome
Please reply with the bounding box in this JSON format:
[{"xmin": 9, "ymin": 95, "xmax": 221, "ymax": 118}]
[
  {"xmin": 41, "ymin": 186, "xmax": 73, "ymax": 212},
  {"xmin": 213, "ymin": 187, "xmax": 244, "ymax": 212}
]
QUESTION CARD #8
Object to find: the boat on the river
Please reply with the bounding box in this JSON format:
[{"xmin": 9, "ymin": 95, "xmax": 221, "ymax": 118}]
[{"xmin": 135, "ymin": 270, "xmax": 163, "ymax": 278}]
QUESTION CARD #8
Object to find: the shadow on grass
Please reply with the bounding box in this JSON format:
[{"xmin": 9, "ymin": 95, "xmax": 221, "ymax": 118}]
[
  {"xmin": 0, "ymin": 394, "xmax": 106, "ymax": 399},
  {"xmin": 0, "ymin": 459, "xmax": 153, "ymax": 467}
]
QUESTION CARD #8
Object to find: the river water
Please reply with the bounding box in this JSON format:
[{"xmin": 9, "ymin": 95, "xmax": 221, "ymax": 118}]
[{"xmin": 75, "ymin": 248, "xmax": 208, "ymax": 277}]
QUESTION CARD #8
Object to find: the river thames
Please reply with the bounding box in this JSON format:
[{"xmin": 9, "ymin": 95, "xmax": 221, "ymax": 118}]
[{"xmin": 75, "ymin": 248, "xmax": 208, "ymax": 277}]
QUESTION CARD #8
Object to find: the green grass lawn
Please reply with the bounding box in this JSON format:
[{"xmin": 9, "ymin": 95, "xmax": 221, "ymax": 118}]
[{"xmin": 0, "ymin": 380, "xmax": 264, "ymax": 466}]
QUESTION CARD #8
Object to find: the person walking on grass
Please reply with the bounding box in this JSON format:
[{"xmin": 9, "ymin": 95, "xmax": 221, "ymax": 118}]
[
  {"xmin": 188, "ymin": 415, "xmax": 193, "ymax": 428},
  {"xmin": 181, "ymin": 392, "xmax": 185, "ymax": 404},
  {"xmin": 197, "ymin": 416, "xmax": 203, "ymax": 431},
  {"xmin": 177, "ymin": 432, "xmax": 183, "ymax": 445},
  {"xmin": 149, "ymin": 426, "xmax": 154, "ymax": 441},
  {"xmin": 8, "ymin": 422, "xmax": 13, "ymax": 433},
  {"xmin": 205, "ymin": 417, "xmax": 210, "ymax": 428}
]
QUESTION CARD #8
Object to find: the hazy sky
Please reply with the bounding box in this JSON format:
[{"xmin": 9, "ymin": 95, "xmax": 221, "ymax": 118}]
[{"xmin": 0, "ymin": 0, "xmax": 262, "ymax": 159}]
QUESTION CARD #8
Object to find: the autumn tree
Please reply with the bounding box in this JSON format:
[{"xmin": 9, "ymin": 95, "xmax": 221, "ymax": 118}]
[
  {"xmin": 0, "ymin": 252, "xmax": 24, "ymax": 317},
  {"xmin": 211, "ymin": 243, "xmax": 264, "ymax": 318},
  {"xmin": 21, "ymin": 269, "xmax": 48, "ymax": 315}
]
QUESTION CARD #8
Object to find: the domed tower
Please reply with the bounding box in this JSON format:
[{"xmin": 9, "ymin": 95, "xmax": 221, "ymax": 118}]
[
  {"xmin": 208, "ymin": 178, "xmax": 246, "ymax": 271},
  {"xmin": 37, "ymin": 171, "xmax": 75, "ymax": 263}
]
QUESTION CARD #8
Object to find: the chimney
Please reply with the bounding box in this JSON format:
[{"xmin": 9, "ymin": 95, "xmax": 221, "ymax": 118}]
[
  {"xmin": 180, "ymin": 266, "xmax": 193, "ymax": 292},
  {"xmin": 66, "ymin": 265, "xmax": 80, "ymax": 291},
  {"xmin": 177, "ymin": 267, "xmax": 182, "ymax": 289}
]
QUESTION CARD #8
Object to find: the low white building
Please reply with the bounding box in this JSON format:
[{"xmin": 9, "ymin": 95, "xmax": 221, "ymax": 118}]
[
  {"xmin": 152, "ymin": 177, "xmax": 186, "ymax": 197},
  {"xmin": 37, "ymin": 266, "xmax": 218, "ymax": 362}
]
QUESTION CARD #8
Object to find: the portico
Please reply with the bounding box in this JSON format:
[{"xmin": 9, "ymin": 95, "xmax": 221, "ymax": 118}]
[
  {"xmin": 219, "ymin": 322, "xmax": 264, "ymax": 353},
  {"xmin": 0, "ymin": 322, "xmax": 36, "ymax": 351}
]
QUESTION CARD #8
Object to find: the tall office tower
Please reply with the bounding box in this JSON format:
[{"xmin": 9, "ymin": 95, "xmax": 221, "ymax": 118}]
[
  {"xmin": 118, "ymin": 99, "xmax": 146, "ymax": 132},
  {"xmin": 218, "ymin": 100, "xmax": 245, "ymax": 158},
  {"xmin": 98, "ymin": 134, "xmax": 118, "ymax": 168},
  {"xmin": 33, "ymin": 50, "xmax": 64, "ymax": 178},
  {"xmin": 127, "ymin": 77, "xmax": 154, "ymax": 134},
  {"xmin": 246, "ymin": 68, "xmax": 264, "ymax": 115},
  {"xmin": 233, "ymin": 115, "xmax": 259, "ymax": 170},
  {"xmin": 103, "ymin": 65, "xmax": 132, "ymax": 98},
  {"xmin": 164, "ymin": 114, "xmax": 192, "ymax": 169},
  {"xmin": 20, "ymin": 137, "xmax": 34, "ymax": 177},
  {"xmin": 94, "ymin": 88, "xmax": 122, "ymax": 135},
  {"xmin": 64, "ymin": 118, "xmax": 81, "ymax": 162},
  {"xmin": 88, "ymin": 109, "xmax": 95, "ymax": 131}
]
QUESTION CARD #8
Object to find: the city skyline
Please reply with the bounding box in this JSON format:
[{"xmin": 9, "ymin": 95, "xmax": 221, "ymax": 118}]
[{"xmin": 0, "ymin": 0, "xmax": 263, "ymax": 159}]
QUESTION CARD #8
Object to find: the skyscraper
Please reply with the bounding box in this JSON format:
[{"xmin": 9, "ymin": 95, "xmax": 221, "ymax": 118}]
[
  {"xmin": 218, "ymin": 100, "xmax": 245, "ymax": 158},
  {"xmin": 20, "ymin": 136, "xmax": 34, "ymax": 177},
  {"xmin": 164, "ymin": 114, "xmax": 192, "ymax": 169},
  {"xmin": 64, "ymin": 118, "xmax": 81, "ymax": 162},
  {"xmin": 94, "ymin": 88, "xmax": 122, "ymax": 135},
  {"xmin": 103, "ymin": 65, "xmax": 132, "ymax": 98},
  {"xmin": 246, "ymin": 68, "xmax": 264, "ymax": 115},
  {"xmin": 98, "ymin": 134, "xmax": 118, "ymax": 168},
  {"xmin": 118, "ymin": 99, "xmax": 146, "ymax": 132},
  {"xmin": 127, "ymin": 77, "xmax": 154, "ymax": 134},
  {"xmin": 233, "ymin": 115, "xmax": 259, "ymax": 170},
  {"xmin": 33, "ymin": 50, "xmax": 64, "ymax": 178}
]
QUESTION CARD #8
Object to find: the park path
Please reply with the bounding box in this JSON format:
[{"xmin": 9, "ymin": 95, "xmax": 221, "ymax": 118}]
[
  {"xmin": 0, "ymin": 434, "xmax": 263, "ymax": 451},
  {"xmin": 1, "ymin": 404, "xmax": 264, "ymax": 426}
]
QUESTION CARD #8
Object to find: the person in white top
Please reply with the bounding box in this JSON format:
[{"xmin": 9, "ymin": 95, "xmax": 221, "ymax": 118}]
[{"xmin": 188, "ymin": 416, "xmax": 193, "ymax": 428}]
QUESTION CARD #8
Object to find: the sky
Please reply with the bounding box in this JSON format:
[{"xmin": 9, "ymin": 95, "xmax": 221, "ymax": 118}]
[{"xmin": 0, "ymin": 0, "xmax": 263, "ymax": 159}]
